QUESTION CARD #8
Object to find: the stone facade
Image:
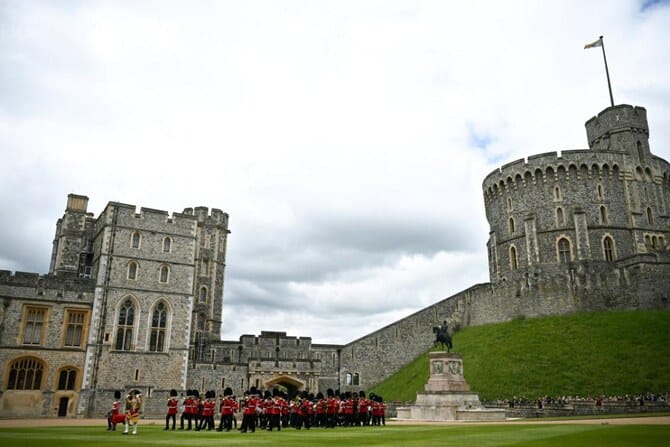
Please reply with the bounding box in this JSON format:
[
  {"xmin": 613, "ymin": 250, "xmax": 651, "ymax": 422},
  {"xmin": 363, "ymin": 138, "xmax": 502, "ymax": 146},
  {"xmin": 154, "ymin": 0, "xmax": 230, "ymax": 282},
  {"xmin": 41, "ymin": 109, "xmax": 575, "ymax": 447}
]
[{"xmin": 1, "ymin": 104, "xmax": 668, "ymax": 419}]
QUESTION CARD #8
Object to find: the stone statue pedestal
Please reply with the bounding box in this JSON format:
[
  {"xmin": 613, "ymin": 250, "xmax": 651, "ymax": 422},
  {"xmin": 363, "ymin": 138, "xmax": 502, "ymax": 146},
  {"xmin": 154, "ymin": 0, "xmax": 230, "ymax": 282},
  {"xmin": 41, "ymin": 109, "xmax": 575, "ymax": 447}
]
[{"xmin": 395, "ymin": 352, "xmax": 506, "ymax": 421}]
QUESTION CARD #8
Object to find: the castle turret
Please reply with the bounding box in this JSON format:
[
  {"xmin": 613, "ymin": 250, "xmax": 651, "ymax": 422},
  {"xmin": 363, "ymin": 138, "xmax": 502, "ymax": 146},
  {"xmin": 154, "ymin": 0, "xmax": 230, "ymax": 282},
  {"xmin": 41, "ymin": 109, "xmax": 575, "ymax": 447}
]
[
  {"xmin": 585, "ymin": 104, "xmax": 650, "ymax": 163},
  {"xmin": 49, "ymin": 194, "xmax": 94, "ymax": 277}
]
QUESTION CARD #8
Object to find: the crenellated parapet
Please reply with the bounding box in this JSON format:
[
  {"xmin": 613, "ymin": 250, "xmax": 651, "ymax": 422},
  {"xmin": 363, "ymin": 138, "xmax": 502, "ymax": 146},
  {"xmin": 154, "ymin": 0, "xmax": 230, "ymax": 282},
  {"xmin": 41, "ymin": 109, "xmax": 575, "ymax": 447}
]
[{"xmin": 585, "ymin": 104, "xmax": 648, "ymax": 150}]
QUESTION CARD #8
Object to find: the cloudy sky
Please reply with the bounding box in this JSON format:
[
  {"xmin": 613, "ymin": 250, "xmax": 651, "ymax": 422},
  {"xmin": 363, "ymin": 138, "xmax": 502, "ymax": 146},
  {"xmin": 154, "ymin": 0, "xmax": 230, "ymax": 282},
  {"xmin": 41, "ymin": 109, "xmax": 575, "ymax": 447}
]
[{"xmin": 1, "ymin": 0, "xmax": 669, "ymax": 344}]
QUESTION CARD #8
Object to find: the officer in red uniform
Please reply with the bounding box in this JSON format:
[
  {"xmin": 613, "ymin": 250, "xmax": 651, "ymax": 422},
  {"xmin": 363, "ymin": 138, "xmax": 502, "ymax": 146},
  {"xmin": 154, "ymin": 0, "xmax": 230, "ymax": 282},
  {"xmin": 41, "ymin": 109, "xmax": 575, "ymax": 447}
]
[
  {"xmin": 107, "ymin": 390, "xmax": 126, "ymax": 431},
  {"xmin": 240, "ymin": 387, "xmax": 260, "ymax": 433},
  {"xmin": 217, "ymin": 387, "xmax": 238, "ymax": 431},
  {"xmin": 165, "ymin": 389, "xmax": 178, "ymax": 430},
  {"xmin": 180, "ymin": 390, "xmax": 193, "ymax": 430},
  {"xmin": 358, "ymin": 390, "xmax": 370, "ymax": 426},
  {"xmin": 200, "ymin": 390, "xmax": 216, "ymax": 431},
  {"xmin": 314, "ymin": 392, "xmax": 326, "ymax": 427}
]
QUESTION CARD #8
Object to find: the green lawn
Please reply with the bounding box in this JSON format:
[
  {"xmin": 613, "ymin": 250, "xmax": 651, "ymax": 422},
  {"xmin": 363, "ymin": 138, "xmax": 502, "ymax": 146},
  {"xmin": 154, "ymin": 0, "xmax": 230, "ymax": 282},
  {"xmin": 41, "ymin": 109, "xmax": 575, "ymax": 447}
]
[
  {"xmin": 0, "ymin": 423, "xmax": 669, "ymax": 447},
  {"xmin": 371, "ymin": 310, "xmax": 670, "ymax": 401}
]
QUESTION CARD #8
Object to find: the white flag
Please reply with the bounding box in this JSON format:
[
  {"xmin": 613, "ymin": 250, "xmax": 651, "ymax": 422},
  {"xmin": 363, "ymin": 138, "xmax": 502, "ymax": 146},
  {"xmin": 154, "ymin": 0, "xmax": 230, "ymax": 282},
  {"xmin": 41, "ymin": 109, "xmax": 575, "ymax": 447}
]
[{"xmin": 584, "ymin": 39, "xmax": 602, "ymax": 49}]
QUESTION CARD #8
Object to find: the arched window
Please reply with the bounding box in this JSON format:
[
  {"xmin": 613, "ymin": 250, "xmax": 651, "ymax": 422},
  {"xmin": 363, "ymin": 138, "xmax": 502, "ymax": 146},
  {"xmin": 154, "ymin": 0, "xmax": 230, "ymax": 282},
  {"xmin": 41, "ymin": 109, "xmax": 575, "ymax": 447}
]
[
  {"xmin": 162, "ymin": 237, "xmax": 172, "ymax": 253},
  {"xmin": 509, "ymin": 245, "xmax": 518, "ymax": 270},
  {"xmin": 130, "ymin": 231, "xmax": 141, "ymax": 249},
  {"xmin": 7, "ymin": 357, "xmax": 44, "ymax": 390},
  {"xmin": 127, "ymin": 262, "xmax": 138, "ymax": 280},
  {"xmin": 647, "ymin": 207, "xmax": 654, "ymax": 225},
  {"xmin": 600, "ymin": 206, "xmax": 608, "ymax": 224},
  {"xmin": 345, "ymin": 373, "xmax": 353, "ymax": 385},
  {"xmin": 507, "ymin": 197, "xmax": 512, "ymax": 211},
  {"xmin": 555, "ymin": 207, "xmax": 564, "ymax": 227},
  {"xmin": 508, "ymin": 217, "xmax": 515, "ymax": 234},
  {"xmin": 637, "ymin": 141, "xmax": 644, "ymax": 162},
  {"xmin": 603, "ymin": 236, "xmax": 615, "ymax": 261},
  {"xmin": 199, "ymin": 287, "xmax": 207, "ymax": 303},
  {"xmin": 197, "ymin": 313, "xmax": 206, "ymax": 332},
  {"xmin": 115, "ymin": 299, "xmax": 135, "ymax": 351},
  {"xmin": 159, "ymin": 265, "xmax": 170, "ymax": 283},
  {"xmin": 57, "ymin": 367, "xmax": 77, "ymax": 390},
  {"xmin": 557, "ymin": 238, "xmax": 571, "ymax": 264},
  {"xmin": 149, "ymin": 302, "xmax": 167, "ymax": 352},
  {"xmin": 352, "ymin": 373, "xmax": 360, "ymax": 386},
  {"xmin": 554, "ymin": 185, "xmax": 562, "ymax": 201},
  {"xmin": 597, "ymin": 184, "xmax": 604, "ymax": 199}
]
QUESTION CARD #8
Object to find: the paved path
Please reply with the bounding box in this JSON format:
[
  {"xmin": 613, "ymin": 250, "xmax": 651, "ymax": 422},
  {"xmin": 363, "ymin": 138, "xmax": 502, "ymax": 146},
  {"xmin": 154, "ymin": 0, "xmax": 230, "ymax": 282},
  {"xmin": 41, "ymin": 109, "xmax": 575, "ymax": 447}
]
[{"xmin": 0, "ymin": 415, "xmax": 669, "ymax": 428}]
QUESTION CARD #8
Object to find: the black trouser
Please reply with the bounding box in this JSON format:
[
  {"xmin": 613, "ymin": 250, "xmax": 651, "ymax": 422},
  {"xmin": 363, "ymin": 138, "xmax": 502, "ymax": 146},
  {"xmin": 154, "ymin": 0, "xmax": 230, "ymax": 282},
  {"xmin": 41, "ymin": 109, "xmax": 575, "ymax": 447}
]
[
  {"xmin": 180, "ymin": 412, "xmax": 192, "ymax": 429},
  {"xmin": 165, "ymin": 414, "xmax": 176, "ymax": 430}
]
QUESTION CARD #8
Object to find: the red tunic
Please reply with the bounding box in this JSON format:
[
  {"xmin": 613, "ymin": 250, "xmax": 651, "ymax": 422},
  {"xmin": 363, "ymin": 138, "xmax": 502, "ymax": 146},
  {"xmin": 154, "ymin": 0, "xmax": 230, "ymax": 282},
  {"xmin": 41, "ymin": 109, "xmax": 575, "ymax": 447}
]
[
  {"xmin": 167, "ymin": 398, "xmax": 178, "ymax": 416},
  {"xmin": 202, "ymin": 399, "xmax": 215, "ymax": 417}
]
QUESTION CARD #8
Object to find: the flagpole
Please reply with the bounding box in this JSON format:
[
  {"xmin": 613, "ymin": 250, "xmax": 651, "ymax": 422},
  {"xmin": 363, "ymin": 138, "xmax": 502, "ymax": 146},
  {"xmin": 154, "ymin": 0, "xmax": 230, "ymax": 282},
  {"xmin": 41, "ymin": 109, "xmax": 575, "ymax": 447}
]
[{"xmin": 599, "ymin": 36, "xmax": 615, "ymax": 107}]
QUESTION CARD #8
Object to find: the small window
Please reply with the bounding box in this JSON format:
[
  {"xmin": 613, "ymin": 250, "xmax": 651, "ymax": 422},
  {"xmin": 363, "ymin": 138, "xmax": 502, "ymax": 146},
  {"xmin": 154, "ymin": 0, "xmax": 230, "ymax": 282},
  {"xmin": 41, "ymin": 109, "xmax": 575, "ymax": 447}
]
[
  {"xmin": 509, "ymin": 245, "xmax": 518, "ymax": 270},
  {"xmin": 159, "ymin": 265, "xmax": 170, "ymax": 283},
  {"xmin": 352, "ymin": 373, "xmax": 360, "ymax": 386},
  {"xmin": 162, "ymin": 237, "xmax": 172, "ymax": 253},
  {"xmin": 556, "ymin": 207, "xmax": 565, "ymax": 227},
  {"xmin": 637, "ymin": 141, "xmax": 644, "ymax": 162},
  {"xmin": 22, "ymin": 307, "xmax": 47, "ymax": 345},
  {"xmin": 597, "ymin": 184, "xmax": 604, "ymax": 199},
  {"xmin": 64, "ymin": 310, "xmax": 86, "ymax": 347},
  {"xmin": 131, "ymin": 231, "xmax": 141, "ymax": 249},
  {"xmin": 603, "ymin": 236, "xmax": 615, "ymax": 261},
  {"xmin": 345, "ymin": 373, "xmax": 353, "ymax": 385},
  {"xmin": 127, "ymin": 262, "xmax": 138, "ymax": 280},
  {"xmin": 554, "ymin": 185, "xmax": 562, "ymax": 201},
  {"xmin": 557, "ymin": 238, "xmax": 571, "ymax": 264},
  {"xmin": 647, "ymin": 208, "xmax": 654, "ymax": 225},
  {"xmin": 600, "ymin": 206, "xmax": 608, "ymax": 224},
  {"xmin": 509, "ymin": 217, "xmax": 515, "ymax": 234},
  {"xmin": 507, "ymin": 197, "xmax": 512, "ymax": 211},
  {"xmin": 57, "ymin": 368, "xmax": 77, "ymax": 390},
  {"xmin": 201, "ymin": 260, "xmax": 210, "ymax": 277},
  {"xmin": 199, "ymin": 287, "xmax": 207, "ymax": 303}
]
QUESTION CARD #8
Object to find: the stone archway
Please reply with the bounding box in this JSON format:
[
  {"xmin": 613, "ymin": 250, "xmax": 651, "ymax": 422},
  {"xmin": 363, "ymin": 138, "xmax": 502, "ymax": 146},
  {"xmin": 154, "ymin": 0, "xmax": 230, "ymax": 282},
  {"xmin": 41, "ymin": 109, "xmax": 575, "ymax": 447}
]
[{"xmin": 264, "ymin": 375, "xmax": 306, "ymax": 399}]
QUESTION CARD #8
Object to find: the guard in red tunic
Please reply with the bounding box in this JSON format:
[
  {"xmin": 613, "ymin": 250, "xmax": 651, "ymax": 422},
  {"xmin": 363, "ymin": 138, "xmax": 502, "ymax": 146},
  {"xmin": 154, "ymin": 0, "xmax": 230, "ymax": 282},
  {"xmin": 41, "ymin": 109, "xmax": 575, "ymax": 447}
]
[
  {"xmin": 300, "ymin": 392, "xmax": 314, "ymax": 429},
  {"xmin": 325, "ymin": 388, "xmax": 337, "ymax": 428},
  {"xmin": 192, "ymin": 390, "xmax": 202, "ymax": 431},
  {"xmin": 164, "ymin": 389, "xmax": 178, "ymax": 430},
  {"xmin": 314, "ymin": 392, "xmax": 326, "ymax": 427},
  {"xmin": 180, "ymin": 390, "xmax": 193, "ymax": 430},
  {"xmin": 217, "ymin": 387, "xmax": 237, "ymax": 431},
  {"xmin": 358, "ymin": 390, "xmax": 370, "ymax": 426},
  {"xmin": 240, "ymin": 389, "xmax": 259, "ymax": 433},
  {"xmin": 107, "ymin": 390, "xmax": 126, "ymax": 431}
]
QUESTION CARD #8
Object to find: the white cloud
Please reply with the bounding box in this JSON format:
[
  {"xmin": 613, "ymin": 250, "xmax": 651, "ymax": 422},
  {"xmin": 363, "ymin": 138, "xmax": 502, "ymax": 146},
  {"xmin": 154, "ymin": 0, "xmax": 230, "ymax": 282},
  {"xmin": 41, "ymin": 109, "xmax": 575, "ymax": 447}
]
[{"xmin": 1, "ymin": 0, "xmax": 669, "ymax": 344}]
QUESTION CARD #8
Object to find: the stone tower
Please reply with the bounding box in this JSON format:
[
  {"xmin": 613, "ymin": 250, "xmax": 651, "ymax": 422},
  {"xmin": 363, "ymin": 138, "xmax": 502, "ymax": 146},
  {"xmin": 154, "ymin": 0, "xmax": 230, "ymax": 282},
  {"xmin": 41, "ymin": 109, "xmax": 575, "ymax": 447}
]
[{"xmin": 49, "ymin": 194, "xmax": 95, "ymax": 277}]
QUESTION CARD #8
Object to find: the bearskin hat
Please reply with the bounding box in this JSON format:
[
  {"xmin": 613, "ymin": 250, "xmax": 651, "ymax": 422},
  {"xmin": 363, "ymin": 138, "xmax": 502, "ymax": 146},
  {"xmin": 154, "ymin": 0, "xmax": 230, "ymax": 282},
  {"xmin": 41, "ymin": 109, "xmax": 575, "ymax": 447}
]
[
  {"xmin": 316, "ymin": 392, "xmax": 324, "ymax": 399},
  {"xmin": 359, "ymin": 390, "xmax": 366, "ymax": 398},
  {"xmin": 326, "ymin": 388, "xmax": 334, "ymax": 397},
  {"xmin": 170, "ymin": 389, "xmax": 177, "ymax": 397},
  {"xmin": 193, "ymin": 389, "xmax": 200, "ymax": 398},
  {"xmin": 223, "ymin": 387, "xmax": 233, "ymax": 396},
  {"xmin": 249, "ymin": 386, "xmax": 258, "ymax": 396},
  {"xmin": 114, "ymin": 390, "xmax": 121, "ymax": 399}
]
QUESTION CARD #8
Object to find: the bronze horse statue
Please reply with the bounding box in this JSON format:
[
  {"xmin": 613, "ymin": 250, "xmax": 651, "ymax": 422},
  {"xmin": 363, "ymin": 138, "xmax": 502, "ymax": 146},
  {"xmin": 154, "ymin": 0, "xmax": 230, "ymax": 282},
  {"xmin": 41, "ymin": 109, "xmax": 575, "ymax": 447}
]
[{"xmin": 433, "ymin": 322, "xmax": 453, "ymax": 352}]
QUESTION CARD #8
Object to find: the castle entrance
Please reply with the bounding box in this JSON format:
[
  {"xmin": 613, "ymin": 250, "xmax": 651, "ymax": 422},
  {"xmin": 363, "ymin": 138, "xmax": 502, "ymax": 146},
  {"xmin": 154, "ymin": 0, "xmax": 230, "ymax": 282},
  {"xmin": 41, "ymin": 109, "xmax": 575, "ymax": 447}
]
[{"xmin": 264, "ymin": 375, "xmax": 305, "ymax": 399}]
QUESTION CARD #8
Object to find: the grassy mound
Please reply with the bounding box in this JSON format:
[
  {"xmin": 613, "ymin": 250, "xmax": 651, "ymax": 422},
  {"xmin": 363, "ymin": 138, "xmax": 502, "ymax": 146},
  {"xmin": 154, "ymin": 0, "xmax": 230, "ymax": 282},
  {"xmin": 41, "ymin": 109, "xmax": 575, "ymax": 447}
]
[{"xmin": 370, "ymin": 310, "xmax": 670, "ymax": 401}]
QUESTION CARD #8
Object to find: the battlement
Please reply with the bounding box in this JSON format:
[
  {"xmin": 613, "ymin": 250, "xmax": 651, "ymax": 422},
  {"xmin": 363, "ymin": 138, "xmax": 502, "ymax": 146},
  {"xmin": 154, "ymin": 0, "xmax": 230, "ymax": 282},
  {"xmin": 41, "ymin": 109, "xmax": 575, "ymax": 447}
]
[
  {"xmin": 0, "ymin": 269, "xmax": 94, "ymax": 291},
  {"xmin": 183, "ymin": 207, "xmax": 229, "ymax": 227},
  {"xmin": 585, "ymin": 104, "xmax": 648, "ymax": 149}
]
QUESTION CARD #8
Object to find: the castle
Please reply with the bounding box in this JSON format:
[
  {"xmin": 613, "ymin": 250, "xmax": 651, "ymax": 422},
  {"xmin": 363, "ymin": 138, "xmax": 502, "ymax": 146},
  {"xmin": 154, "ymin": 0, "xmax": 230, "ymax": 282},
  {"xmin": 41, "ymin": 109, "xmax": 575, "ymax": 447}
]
[{"xmin": 1, "ymin": 104, "xmax": 668, "ymax": 418}]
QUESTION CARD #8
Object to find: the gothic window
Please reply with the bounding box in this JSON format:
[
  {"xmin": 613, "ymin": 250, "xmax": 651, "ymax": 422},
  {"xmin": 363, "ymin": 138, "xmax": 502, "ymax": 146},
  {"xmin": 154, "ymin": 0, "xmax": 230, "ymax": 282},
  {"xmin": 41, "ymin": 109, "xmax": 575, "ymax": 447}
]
[
  {"xmin": 64, "ymin": 310, "xmax": 86, "ymax": 347},
  {"xmin": 554, "ymin": 185, "xmax": 562, "ymax": 201},
  {"xmin": 600, "ymin": 206, "xmax": 608, "ymax": 224},
  {"xmin": 199, "ymin": 287, "xmax": 207, "ymax": 303},
  {"xmin": 509, "ymin": 245, "xmax": 518, "ymax": 270},
  {"xmin": 159, "ymin": 265, "xmax": 170, "ymax": 283},
  {"xmin": 127, "ymin": 261, "xmax": 138, "ymax": 280},
  {"xmin": 603, "ymin": 236, "xmax": 615, "ymax": 262},
  {"xmin": 22, "ymin": 307, "xmax": 47, "ymax": 345},
  {"xmin": 162, "ymin": 237, "xmax": 172, "ymax": 253},
  {"xmin": 149, "ymin": 302, "xmax": 167, "ymax": 352},
  {"xmin": 6, "ymin": 357, "xmax": 44, "ymax": 390},
  {"xmin": 57, "ymin": 367, "xmax": 77, "ymax": 390},
  {"xmin": 508, "ymin": 217, "xmax": 515, "ymax": 234},
  {"xmin": 115, "ymin": 299, "xmax": 135, "ymax": 351},
  {"xmin": 647, "ymin": 207, "xmax": 654, "ymax": 225},
  {"xmin": 557, "ymin": 238, "xmax": 571, "ymax": 264},
  {"xmin": 131, "ymin": 231, "xmax": 141, "ymax": 249},
  {"xmin": 555, "ymin": 207, "xmax": 565, "ymax": 227}
]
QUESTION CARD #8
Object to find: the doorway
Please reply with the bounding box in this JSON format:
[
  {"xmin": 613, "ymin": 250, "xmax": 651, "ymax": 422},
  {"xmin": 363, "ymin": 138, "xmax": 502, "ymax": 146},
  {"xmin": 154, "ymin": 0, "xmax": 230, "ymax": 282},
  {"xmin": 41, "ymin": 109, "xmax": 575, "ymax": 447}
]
[{"xmin": 58, "ymin": 397, "xmax": 69, "ymax": 417}]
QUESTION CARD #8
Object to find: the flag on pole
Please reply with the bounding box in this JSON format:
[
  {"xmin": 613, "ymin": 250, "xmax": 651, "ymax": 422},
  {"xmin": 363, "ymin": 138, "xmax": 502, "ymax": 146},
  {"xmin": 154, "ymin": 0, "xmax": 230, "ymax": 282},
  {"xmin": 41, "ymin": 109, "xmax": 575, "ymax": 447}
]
[{"xmin": 584, "ymin": 39, "xmax": 602, "ymax": 49}]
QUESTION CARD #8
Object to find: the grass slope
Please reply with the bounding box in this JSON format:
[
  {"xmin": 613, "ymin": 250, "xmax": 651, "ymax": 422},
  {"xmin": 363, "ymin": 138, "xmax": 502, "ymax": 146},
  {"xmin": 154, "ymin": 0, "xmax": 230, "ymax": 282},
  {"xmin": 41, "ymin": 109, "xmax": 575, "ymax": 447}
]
[
  {"xmin": 371, "ymin": 310, "xmax": 670, "ymax": 401},
  {"xmin": 1, "ymin": 424, "xmax": 669, "ymax": 447}
]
